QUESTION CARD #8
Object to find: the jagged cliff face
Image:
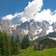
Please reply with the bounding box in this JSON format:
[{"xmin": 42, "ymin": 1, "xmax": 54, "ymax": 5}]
[{"xmin": 0, "ymin": 19, "xmax": 56, "ymax": 40}]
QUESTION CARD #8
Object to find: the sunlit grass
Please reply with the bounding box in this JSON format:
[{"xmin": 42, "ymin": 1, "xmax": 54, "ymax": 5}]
[{"xmin": 19, "ymin": 47, "xmax": 56, "ymax": 56}]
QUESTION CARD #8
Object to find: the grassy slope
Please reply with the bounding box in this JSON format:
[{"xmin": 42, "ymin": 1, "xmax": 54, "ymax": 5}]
[{"xmin": 19, "ymin": 47, "xmax": 56, "ymax": 56}]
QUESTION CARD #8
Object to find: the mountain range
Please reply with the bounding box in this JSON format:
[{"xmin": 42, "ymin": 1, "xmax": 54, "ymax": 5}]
[{"xmin": 0, "ymin": 19, "xmax": 56, "ymax": 40}]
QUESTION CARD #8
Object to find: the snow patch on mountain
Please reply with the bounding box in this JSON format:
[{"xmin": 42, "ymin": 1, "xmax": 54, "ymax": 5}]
[{"xmin": 46, "ymin": 26, "xmax": 53, "ymax": 34}]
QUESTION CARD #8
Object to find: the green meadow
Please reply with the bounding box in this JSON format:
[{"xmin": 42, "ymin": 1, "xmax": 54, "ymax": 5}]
[{"xmin": 19, "ymin": 47, "xmax": 56, "ymax": 56}]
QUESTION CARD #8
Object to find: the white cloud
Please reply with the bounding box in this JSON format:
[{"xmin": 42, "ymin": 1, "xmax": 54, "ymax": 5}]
[
  {"xmin": 2, "ymin": 0, "xmax": 56, "ymax": 23},
  {"xmin": 2, "ymin": 12, "xmax": 21, "ymax": 20},
  {"xmin": 21, "ymin": 0, "xmax": 43, "ymax": 21},
  {"xmin": 21, "ymin": 0, "xmax": 56, "ymax": 24},
  {"xmin": 2, "ymin": 13, "xmax": 18, "ymax": 20},
  {"xmin": 2, "ymin": 0, "xmax": 43, "ymax": 22},
  {"xmin": 33, "ymin": 9, "xmax": 56, "ymax": 24},
  {"xmin": 2, "ymin": 14, "xmax": 14, "ymax": 20}
]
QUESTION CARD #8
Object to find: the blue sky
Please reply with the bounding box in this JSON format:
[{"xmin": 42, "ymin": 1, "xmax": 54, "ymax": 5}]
[
  {"xmin": 0, "ymin": 0, "xmax": 32, "ymax": 17},
  {"xmin": 0, "ymin": 0, "xmax": 56, "ymax": 18},
  {"xmin": 43, "ymin": 0, "xmax": 56, "ymax": 11}
]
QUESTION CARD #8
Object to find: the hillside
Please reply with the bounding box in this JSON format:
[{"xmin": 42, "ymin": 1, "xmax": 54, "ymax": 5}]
[{"xmin": 19, "ymin": 47, "xmax": 56, "ymax": 56}]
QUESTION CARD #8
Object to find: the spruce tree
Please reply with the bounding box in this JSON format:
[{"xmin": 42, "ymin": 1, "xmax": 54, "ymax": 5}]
[{"xmin": 21, "ymin": 35, "xmax": 30, "ymax": 49}]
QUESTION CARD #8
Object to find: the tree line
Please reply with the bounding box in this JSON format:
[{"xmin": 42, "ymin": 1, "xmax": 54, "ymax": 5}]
[{"xmin": 0, "ymin": 32, "xmax": 30, "ymax": 56}]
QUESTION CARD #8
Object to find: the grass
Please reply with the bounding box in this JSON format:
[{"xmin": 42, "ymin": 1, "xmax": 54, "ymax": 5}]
[{"xmin": 19, "ymin": 47, "xmax": 56, "ymax": 56}]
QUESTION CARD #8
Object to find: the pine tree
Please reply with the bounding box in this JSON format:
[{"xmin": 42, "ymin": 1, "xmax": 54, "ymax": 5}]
[
  {"xmin": 14, "ymin": 35, "xmax": 21, "ymax": 55},
  {"xmin": 0, "ymin": 32, "xmax": 8, "ymax": 56},
  {"xmin": 0, "ymin": 32, "xmax": 4, "ymax": 56},
  {"xmin": 11, "ymin": 35, "xmax": 14, "ymax": 55},
  {"xmin": 3, "ymin": 33, "xmax": 8, "ymax": 56},
  {"xmin": 21, "ymin": 35, "xmax": 30, "ymax": 49},
  {"xmin": 11, "ymin": 35, "xmax": 20, "ymax": 55}
]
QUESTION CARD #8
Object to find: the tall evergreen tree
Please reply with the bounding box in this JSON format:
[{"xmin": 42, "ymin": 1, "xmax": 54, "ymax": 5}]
[
  {"xmin": 14, "ymin": 35, "xmax": 20, "ymax": 55},
  {"xmin": 21, "ymin": 35, "xmax": 30, "ymax": 49}
]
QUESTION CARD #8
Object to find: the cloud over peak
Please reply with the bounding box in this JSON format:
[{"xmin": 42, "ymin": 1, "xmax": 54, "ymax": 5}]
[{"xmin": 2, "ymin": 0, "xmax": 56, "ymax": 24}]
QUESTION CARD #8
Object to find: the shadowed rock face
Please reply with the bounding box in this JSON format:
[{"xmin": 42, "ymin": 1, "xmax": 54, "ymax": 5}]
[{"xmin": 35, "ymin": 38, "xmax": 56, "ymax": 50}]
